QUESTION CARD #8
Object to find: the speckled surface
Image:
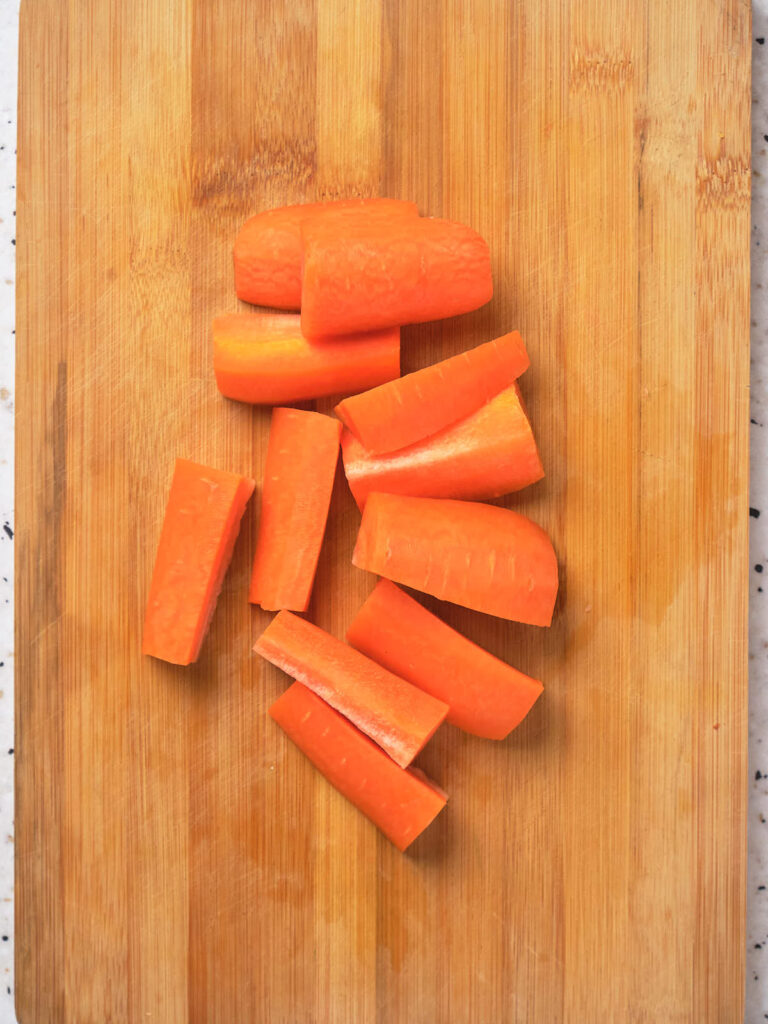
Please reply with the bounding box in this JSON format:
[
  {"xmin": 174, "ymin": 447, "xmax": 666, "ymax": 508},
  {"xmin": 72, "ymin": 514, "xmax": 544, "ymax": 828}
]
[
  {"xmin": 0, "ymin": 3, "xmax": 18, "ymax": 1020},
  {"xmin": 1, "ymin": 4, "xmax": 766, "ymax": 1022},
  {"xmin": 747, "ymin": 9, "xmax": 768, "ymax": 1022}
]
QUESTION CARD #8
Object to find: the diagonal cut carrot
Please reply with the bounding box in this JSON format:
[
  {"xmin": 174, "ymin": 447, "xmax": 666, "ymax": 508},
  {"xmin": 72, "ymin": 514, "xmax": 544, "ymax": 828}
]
[
  {"xmin": 270, "ymin": 682, "xmax": 447, "ymax": 851},
  {"xmin": 250, "ymin": 408, "xmax": 341, "ymax": 612},
  {"xmin": 347, "ymin": 580, "xmax": 543, "ymax": 739},
  {"xmin": 254, "ymin": 610, "xmax": 448, "ymax": 768},
  {"xmin": 143, "ymin": 458, "xmax": 255, "ymax": 665},
  {"xmin": 334, "ymin": 331, "xmax": 529, "ymax": 453},
  {"xmin": 341, "ymin": 382, "xmax": 543, "ymax": 508}
]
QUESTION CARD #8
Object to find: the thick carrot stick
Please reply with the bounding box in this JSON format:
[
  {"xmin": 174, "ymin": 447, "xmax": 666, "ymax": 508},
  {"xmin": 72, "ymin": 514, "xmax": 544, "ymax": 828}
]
[
  {"xmin": 270, "ymin": 683, "xmax": 447, "ymax": 851},
  {"xmin": 341, "ymin": 382, "xmax": 543, "ymax": 509},
  {"xmin": 347, "ymin": 580, "xmax": 544, "ymax": 739},
  {"xmin": 213, "ymin": 313, "xmax": 400, "ymax": 405},
  {"xmin": 250, "ymin": 408, "xmax": 341, "ymax": 611},
  {"xmin": 234, "ymin": 198, "xmax": 418, "ymax": 309},
  {"xmin": 301, "ymin": 217, "xmax": 493, "ymax": 337},
  {"xmin": 143, "ymin": 459, "xmax": 255, "ymax": 665},
  {"xmin": 335, "ymin": 331, "xmax": 529, "ymax": 453},
  {"xmin": 352, "ymin": 494, "xmax": 559, "ymax": 627},
  {"xmin": 254, "ymin": 610, "xmax": 448, "ymax": 767}
]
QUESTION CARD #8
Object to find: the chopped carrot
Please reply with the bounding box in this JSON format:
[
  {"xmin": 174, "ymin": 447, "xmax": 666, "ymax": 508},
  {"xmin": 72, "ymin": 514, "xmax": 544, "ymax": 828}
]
[
  {"xmin": 347, "ymin": 580, "xmax": 544, "ymax": 739},
  {"xmin": 254, "ymin": 610, "xmax": 448, "ymax": 768},
  {"xmin": 234, "ymin": 198, "xmax": 418, "ymax": 309},
  {"xmin": 270, "ymin": 682, "xmax": 447, "ymax": 851},
  {"xmin": 352, "ymin": 493, "xmax": 559, "ymax": 627},
  {"xmin": 335, "ymin": 331, "xmax": 529, "ymax": 453},
  {"xmin": 250, "ymin": 408, "xmax": 341, "ymax": 611},
  {"xmin": 342, "ymin": 382, "xmax": 543, "ymax": 509},
  {"xmin": 213, "ymin": 313, "xmax": 400, "ymax": 405},
  {"xmin": 143, "ymin": 459, "xmax": 255, "ymax": 665},
  {"xmin": 301, "ymin": 217, "xmax": 493, "ymax": 337}
]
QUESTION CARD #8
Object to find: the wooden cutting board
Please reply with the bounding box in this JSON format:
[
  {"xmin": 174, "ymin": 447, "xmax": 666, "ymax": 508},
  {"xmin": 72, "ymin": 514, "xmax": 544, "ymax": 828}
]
[{"xmin": 15, "ymin": 1, "xmax": 750, "ymax": 1021}]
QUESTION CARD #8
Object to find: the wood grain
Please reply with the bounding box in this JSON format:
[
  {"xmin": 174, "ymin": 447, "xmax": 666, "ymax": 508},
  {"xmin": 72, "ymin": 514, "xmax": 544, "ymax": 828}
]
[{"xmin": 16, "ymin": 0, "xmax": 750, "ymax": 1021}]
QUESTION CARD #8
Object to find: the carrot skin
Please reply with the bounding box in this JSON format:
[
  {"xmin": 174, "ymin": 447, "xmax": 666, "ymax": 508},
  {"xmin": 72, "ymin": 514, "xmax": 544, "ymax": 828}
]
[
  {"xmin": 250, "ymin": 409, "xmax": 341, "ymax": 611},
  {"xmin": 347, "ymin": 580, "xmax": 543, "ymax": 738},
  {"xmin": 254, "ymin": 610, "xmax": 448, "ymax": 768},
  {"xmin": 301, "ymin": 217, "xmax": 493, "ymax": 337},
  {"xmin": 143, "ymin": 459, "xmax": 255, "ymax": 665},
  {"xmin": 336, "ymin": 331, "xmax": 529, "ymax": 453},
  {"xmin": 234, "ymin": 198, "xmax": 418, "ymax": 309},
  {"xmin": 352, "ymin": 493, "xmax": 559, "ymax": 627},
  {"xmin": 270, "ymin": 683, "xmax": 447, "ymax": 851}
]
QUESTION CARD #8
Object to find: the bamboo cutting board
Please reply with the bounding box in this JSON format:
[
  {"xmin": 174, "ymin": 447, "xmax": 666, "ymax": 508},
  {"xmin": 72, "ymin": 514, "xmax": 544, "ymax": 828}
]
[{"xmin": 15, "ymin": 0, "xmax": 750, "ymax": 1021}]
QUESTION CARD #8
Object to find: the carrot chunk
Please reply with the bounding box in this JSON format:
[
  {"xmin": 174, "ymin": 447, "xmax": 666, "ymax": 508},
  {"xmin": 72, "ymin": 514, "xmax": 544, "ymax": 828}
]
[
  {"xmin": 347, "ymin": 580, "xmax": 543, "ymax": 738},
  {"xmin": 143, "ymin": 459, "xmax": 255, "ymax": 665},
  {"xmin": 250, "ymin": 408, "xmax": 341, "ymax": 611},
  {"xmin": 342, "ymin": 382, "xmax": 543, "ymax": 508},
  {"xmin": 301, "ymin": 217, "xmax": 493, "ymax": 337},
  {"xmin": 270, "ymin": 683, "xmax": 447, "ymax": 851},
  {"xmin": 352, "ymin": 494, "xmax": 559, "ymax": 627},
  {"xmin": 234, "ymin": 198, "xmax": 418, "ymax": 309},
  {"xmin": 254, "ymin": 610, "xmax": 448, "ymax": 768},
  {"xmin": 213, "ymin": 313, "xmax": 400, "ymax": 405},
  {"xmin": 335, "ymin": 331, "xmax": 529, "ymax": 453}
]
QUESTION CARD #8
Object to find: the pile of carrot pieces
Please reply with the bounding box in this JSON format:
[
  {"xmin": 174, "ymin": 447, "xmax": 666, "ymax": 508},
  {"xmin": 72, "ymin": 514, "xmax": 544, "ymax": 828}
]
[{"xmin": 143, "ymin": 198, "xmax": 559, "ymax": 852}]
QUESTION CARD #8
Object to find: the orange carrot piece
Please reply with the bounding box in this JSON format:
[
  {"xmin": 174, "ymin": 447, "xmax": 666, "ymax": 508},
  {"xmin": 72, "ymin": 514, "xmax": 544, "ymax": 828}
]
[
  {"xmin": 234, "ymin": 198, "xmax": 419, "ymax": 309},
  {"xmin": 213, "ymin": 313, "xmax": 400, "ymax": 405},
  {"xmin": 353, "ymin": 494, "xmax": 559, "ymax": 627},
  {"xmin": 301, "ymin": 217, "xmax": 493, "ymax": 337},
  {"xmin": 347, "ymin": 580, "xmax": 544, "ymax": 739},
  {"xmin": 143, "ymin": 459, "xmax": 255, "ymax": 665},
  {"xmin": 335, "ymin": 331, "xmax": 529, "ymax": 453},
  {"xmin": 254, "ymin": 610, "xmax": 448, "ymax": 767},
  {"xmin": 250, "ymin": 408, "xmax": 341, "ymax": 611},
  {"xmin": 342, "ymin": 382, "xmax": 543, "ymax": 509},
  {"xmin": 270, "ymin": 683, "xmax": 447, "ymax": 851}
]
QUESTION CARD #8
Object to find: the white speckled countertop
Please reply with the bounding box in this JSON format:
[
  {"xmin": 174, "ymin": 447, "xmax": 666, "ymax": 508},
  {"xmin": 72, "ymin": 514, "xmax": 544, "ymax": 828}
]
[{"xmin": 0, "ymin": 4, "xmax": 766, "ymax": 1021}]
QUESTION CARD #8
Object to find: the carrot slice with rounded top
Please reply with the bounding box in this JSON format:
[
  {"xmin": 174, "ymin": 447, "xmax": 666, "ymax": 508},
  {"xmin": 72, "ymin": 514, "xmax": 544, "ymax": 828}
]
[
  {"xmin": 342, "ymin": 382, "xmax": 543, "ymax": 509},
  {"xmin": 270, "ymin": 683, "xmax": 447, "ymax": 851},
  {"xmin": 335, "ymin": 331, "xmax": 529, "ymax": 453},
  {"xmin": 353, "ymin": 493, "xmax": 559, "ymax": 627},
  {"xmin": 213, "ymin": 313, "xmax": 400, "ymax": 405},
  {"xmin": 254, "ymin": 610, "xmax": 448, "ymax": 768},
  {"xmin": 250, "ymin": 408, "xmax": 341, "ymax": 611},
  {"xmin": 234, "ymin": 198, "xmax": 419, "ymax": 309},
  {"xmin": 143, "ymin": 458, "xmax": 255, "ymax": 665},
  {"xmin": 347, "ymin": 580, "xmax": 544, "ymax": 739},
  {"xmin": 301, "ymin": 216, "xmax": 493, "ymax": 338}
]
